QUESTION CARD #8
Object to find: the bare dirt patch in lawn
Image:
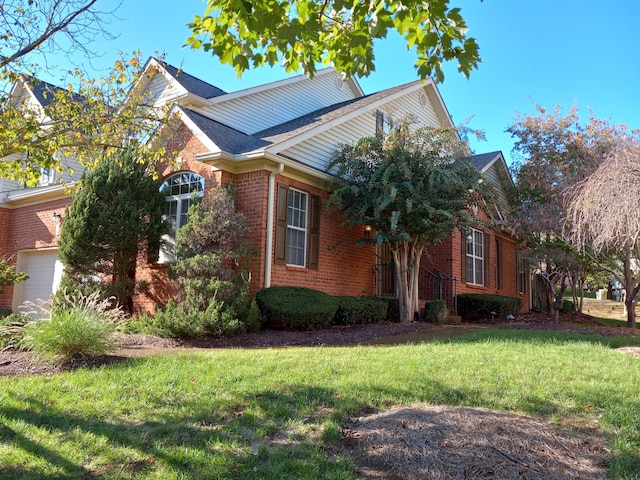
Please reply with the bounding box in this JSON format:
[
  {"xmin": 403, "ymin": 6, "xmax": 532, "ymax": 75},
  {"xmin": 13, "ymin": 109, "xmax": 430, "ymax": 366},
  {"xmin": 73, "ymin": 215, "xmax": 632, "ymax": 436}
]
[{"xmin": 341, "ymin": 405, "xmax": 609, "ymax": 480}]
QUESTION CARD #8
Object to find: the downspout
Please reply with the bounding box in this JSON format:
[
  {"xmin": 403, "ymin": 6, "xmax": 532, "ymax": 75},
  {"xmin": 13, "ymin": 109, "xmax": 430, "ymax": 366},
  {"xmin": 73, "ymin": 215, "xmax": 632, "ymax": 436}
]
[{"xmin": 264, "ymin": 163, "xmax": 284, "ymax": 288}]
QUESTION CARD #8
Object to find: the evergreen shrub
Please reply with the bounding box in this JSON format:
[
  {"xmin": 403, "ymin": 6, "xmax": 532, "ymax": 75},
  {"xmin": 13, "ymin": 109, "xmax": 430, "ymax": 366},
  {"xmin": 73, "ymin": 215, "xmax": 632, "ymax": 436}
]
[
  {"xmin": 255, "ymin": 286, "xmax": 339, "ymax": 330},
  {"xmin": 334, "ymin": 296, "xmax": 388, "ymax": 325},
  {"xmin": 456, "ymin": 293, "xmax": 522, "ymax": 321},
  {"xmin": 422, "ymin": 299, "xmax": 447, "ymax": 323}
]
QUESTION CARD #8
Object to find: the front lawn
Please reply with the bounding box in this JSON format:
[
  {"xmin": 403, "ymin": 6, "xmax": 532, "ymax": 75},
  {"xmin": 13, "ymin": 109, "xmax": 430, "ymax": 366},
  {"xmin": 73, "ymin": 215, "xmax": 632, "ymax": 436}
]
[{"xmin": 1, "ymin": 329, "xmax": 640, "ymax": 478}]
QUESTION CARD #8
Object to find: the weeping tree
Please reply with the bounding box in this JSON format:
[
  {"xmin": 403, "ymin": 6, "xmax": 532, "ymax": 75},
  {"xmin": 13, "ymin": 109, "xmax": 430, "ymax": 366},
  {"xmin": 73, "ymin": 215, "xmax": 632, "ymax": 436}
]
[
  {"xmin": 58, "ymin": 146, "xmax": 168, "ymax": 314},
  {"xmin": 566, "ymin": 139, "xmax": 640, "ymax": 328},
  {"xmin": 508, "ymin": 104, "xmax": 627, "ymax": 319},
  {"xmin": 327, "ymin": 123, "xmax": 484, "ymax": 323}
]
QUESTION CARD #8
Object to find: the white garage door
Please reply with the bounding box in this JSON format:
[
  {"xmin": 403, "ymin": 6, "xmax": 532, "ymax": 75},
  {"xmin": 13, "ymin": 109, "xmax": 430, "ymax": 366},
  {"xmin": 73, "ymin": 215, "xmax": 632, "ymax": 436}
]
[{"xmin": 14, "ymin": 250, "xmax": 63, "ymax": 309}]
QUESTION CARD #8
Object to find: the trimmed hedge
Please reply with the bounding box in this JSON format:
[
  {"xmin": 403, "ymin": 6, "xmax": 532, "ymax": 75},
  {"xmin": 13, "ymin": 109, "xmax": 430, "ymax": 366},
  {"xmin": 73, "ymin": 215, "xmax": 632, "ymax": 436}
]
[
  {"xmin": 456, "ymin": 293, "xmax": 522, "ymax": 322},
  {"xmin": 334, "ymin": 296, "xmax": 388, "ymax": 325},
  {"xmin": 255, "ymin": 286, "xmax": 339, "ymax": 330},
  {"xmin": 422, "ymin": 299, "xmax": 447, "ymax": 324}
]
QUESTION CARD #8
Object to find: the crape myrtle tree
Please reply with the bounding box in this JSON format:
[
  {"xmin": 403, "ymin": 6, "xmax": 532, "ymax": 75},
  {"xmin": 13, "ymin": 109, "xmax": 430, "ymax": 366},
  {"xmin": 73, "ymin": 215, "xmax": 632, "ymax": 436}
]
[
  {"xmin": 186, "ymin": 0, "xmax": 481, "ymax": 82},
  {"xmin": 327, "ymin": 122, "xmax": 485, "ymax": 323},
  {"xmin": 58, "ymin": 146, "xmax": 168, "ymax": 315},
  {"xmin": 507, "ymin": 104, "xmax": 625, "ymax": 322},
  {"xmin": 566, "ymin": 138, "xmax": 640, "ymax": 328}
]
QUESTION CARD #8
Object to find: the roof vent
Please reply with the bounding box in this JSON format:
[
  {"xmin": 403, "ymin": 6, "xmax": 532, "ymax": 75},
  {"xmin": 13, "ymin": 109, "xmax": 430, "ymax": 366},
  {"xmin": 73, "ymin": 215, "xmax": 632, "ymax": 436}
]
[
  {"xmin": 335, "ymin": 76, "xmax": 344, "ymax": 90},
  {"xmin": 419, "ymin": 92, "xmax": 428, "ymax": 108}
]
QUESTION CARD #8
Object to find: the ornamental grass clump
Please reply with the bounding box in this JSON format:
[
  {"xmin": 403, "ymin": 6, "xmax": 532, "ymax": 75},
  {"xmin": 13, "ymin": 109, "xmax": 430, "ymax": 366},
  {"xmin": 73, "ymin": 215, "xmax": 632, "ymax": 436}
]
[{"xmin": 20, "ymin": 291, "xmax": 125, "ymax": 363}]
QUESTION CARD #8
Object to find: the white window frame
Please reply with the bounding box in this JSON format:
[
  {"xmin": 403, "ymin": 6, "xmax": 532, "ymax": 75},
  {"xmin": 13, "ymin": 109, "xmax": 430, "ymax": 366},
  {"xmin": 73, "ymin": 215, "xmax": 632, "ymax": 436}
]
[
  {"xmin": 466, "ymin": 228, "xmax": 484, "ymax": 285},
  {"xmin": 159, "ymin": 172, "xmax": 204, "ymax": 263},
  {"xmin": 286, "ymin": 188, "xmax": 308, "ymax": 267}
]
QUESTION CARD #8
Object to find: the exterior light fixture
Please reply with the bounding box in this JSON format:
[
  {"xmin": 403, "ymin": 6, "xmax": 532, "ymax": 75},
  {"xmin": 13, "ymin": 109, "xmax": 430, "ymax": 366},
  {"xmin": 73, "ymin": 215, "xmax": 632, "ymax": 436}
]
[
  {"xmin": 51, "ymin": 212, "xmax": 63, "ymax": 236},
  {"xmin": 364, "ymin": 225, "xmax": 372, "ymax": 237}
]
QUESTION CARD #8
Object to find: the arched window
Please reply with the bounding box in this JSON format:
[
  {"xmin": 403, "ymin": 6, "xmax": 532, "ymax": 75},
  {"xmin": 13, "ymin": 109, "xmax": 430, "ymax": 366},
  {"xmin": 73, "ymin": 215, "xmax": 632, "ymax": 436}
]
[{"xmin": 159, "ymin": 172, "xmax": 204, "ymax": 262}]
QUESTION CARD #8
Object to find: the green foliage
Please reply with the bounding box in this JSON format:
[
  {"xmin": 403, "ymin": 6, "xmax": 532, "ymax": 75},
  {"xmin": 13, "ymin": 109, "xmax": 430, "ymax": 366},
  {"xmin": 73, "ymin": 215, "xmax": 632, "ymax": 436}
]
[
  {"xmin": 0, "ymin": 307, "xmax": 13, "ymax": 318},
  {"xmin": 382, "ymin": 298, "xmax": 401, "ymax": 322},
  {"xmin": 19, "ymin": 292, "xmax": 124, "ymax": 362},
  {"xmin": 0, "ymin": 257, "xmax": 28, "ymax": 294},
  {"xmin": 239, "ymin": 299, "xmax": 262, "ymax": 333},
  {"xmin": 334, "ymin": 296, "xmax": 388, "ymax": 325},
  {"xmin": 255, "ymin": 286, "xmax": 339, "ymax": 330},
  {"xmin": 562, "ymin": 299, "xmax": 575, "ymax": 313},
  {"xmin": 422, "ymin": 299, "xmax": 447, "ymax": 323},
  {"xmin": 456, "ymin": 293, "xmax": 522, "ymax": 321},
  {"xmin": 144, "ymin": 297, "xmax": 246, "ymax": 339},
  {"xmin": 187, "ymin": 0, "xmax": 480, "ymax": 82},
  {"xmin": 58, "ymin": 146, "xmax": 168, "ymax": 314},
  {"xmin": 327, "ymin": 124, "xmax": 487, "ymax": 322},
  {"xmin": 169, "ymin": 185, "xmax": 254, "ymax": 331}
]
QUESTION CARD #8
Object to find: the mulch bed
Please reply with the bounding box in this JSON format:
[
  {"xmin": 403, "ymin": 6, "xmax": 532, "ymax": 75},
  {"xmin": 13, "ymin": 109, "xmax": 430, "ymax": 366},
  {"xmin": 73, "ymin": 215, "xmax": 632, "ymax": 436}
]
[{"xmin": 1, "ymin": 311, "xmax": 638, "ymax": 378}]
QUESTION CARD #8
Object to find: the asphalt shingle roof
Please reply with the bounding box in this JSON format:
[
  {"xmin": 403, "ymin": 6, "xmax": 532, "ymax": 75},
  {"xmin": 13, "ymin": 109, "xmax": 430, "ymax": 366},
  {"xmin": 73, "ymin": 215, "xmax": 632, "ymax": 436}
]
[
  {"xmin": 181, "ymin": 107, "xmax": 270, "ymax": 154},
  {"xmin": 155, "ymin": 59, "xmax": 226, "ymax": 99},
  {"xmin": 469, "ymin": 151, "xmax": 502, "ymax": 171}
]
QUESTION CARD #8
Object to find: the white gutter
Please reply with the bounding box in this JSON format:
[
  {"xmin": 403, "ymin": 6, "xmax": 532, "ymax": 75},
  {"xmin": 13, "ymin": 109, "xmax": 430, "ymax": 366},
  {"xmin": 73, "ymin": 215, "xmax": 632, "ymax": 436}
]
[{"xmin": 264, "ymin": 163, "xmax": 284, "ymax": 288}]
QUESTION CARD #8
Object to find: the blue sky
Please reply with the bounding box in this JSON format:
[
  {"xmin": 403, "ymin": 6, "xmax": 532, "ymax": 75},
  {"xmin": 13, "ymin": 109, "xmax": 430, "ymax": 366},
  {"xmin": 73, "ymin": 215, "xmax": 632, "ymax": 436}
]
[{"xmin": 38, "ymin": 0, "xmax": 640, "ymax": 165}]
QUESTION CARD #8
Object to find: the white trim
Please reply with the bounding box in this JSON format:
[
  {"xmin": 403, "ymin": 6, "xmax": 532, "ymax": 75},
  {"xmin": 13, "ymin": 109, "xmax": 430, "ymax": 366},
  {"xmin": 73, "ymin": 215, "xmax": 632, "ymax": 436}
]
[{"xmin": 265, "ymin": 163, "xmax": 284, "ymax": 288}]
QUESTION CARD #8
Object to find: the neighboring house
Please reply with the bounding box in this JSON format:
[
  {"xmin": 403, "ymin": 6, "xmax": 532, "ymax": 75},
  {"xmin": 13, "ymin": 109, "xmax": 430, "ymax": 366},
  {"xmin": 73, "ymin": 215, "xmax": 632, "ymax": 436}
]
[{"xmin": 0, "ymin": 58, "xmax": 529, "ymax": 315}]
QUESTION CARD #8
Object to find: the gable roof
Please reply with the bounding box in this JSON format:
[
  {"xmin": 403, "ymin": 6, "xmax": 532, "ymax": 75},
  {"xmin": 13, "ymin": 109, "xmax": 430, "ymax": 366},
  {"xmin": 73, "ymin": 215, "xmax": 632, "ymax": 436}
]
[
  {"xmin": 180, "ymin": 107, "xmax": 270, "ymax": 154},
  {"xmin": 152, "ymin": 58, "xmax": 227, "ymax": 99}
]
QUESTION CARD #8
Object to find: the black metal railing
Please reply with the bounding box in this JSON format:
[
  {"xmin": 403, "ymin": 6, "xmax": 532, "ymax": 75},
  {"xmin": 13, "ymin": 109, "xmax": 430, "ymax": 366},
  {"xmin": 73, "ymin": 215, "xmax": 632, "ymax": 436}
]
[
  {"xmin": 418, "ymin": 267, "xmax": 458, "ymax": 315},
  {"xmin": 374, "ymin": 263, "xmax": 458, "ymax": 315}
]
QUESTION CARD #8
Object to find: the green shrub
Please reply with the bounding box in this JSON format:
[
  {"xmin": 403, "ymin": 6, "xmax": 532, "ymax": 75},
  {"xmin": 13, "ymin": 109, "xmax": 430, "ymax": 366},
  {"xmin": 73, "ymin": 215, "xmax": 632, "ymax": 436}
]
[
  {"xmin": 422, "ymin": 299, "xmax": 447, "ymax": 323},
  {"xmin": 334, "ymin": 297, "xmax": 388, "ymax": 325},
  {"xmin": 255, "ymin": 286, "xmax": 339, "ymax": 330},
  {"xmin": 562, "ymin": 299, "xmax": 575, "ymax": 313},
  {"xmin": 0, "ymin": 307, "xmax": 13, "ymax": 319},
  {"xmin": 381, "ymin": 298, "xmax": 401, "ymax": 323},
  {"xmin": 20, "ymin": 294, "xmax": 124, "ymax": 363},
  {"xmin": 239, "ymin": 299, "xmax": 261, "ymax": 333},
  {"xmin": 141, "ymin": 296, "xmax": 246, "ymax": 339},
  {"xmin": 456, "ymin": 294, "xmax": 522, "ymax": 322}
]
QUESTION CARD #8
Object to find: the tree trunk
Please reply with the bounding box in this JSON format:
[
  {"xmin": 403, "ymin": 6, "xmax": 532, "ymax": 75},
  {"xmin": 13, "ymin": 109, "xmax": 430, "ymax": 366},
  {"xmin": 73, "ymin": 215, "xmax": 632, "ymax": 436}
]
[
  {"xmin": 624, "ymin": 295, "xmax": 636, "ymax": 329},
  {"xmin": 392, "ymin": 239, "xmax": 424, "ymax": 323}
]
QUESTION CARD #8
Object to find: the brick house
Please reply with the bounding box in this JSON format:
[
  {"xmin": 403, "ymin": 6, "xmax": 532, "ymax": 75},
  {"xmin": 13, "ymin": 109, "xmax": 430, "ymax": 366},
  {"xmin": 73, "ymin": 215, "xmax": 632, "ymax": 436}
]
[{"xmin": 0, "ymin": 58, "xmax": 529, "ymax": 315}]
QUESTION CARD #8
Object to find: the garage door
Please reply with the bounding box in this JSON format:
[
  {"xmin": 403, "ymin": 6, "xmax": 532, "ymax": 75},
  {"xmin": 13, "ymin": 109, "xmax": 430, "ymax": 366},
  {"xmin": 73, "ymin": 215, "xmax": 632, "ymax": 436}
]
[{"xmin": 14, "ymin": 250, "xmax": 63, "ymax": 309}]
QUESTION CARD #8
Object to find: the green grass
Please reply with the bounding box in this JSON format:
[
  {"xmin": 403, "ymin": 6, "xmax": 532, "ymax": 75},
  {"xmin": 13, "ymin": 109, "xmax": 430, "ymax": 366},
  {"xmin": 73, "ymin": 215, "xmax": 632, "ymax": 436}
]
[{"xmin": 2, "ymin": 329, "xmax": 640, "ymax": 478}]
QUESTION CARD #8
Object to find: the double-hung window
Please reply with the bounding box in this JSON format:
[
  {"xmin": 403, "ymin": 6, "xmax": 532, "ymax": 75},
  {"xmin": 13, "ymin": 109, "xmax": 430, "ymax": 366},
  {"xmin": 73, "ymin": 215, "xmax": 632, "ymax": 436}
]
[
  {"xmin": 286, "ymin": 189, "xmax": 308, "ymax": 266},
  {"xmin": 275, "ymin": 184, "xmax": 320, "ymax": 269},
  {"xmin": 466, "ymin": 228, "xmax": 485, "ymax": 285},
  {"xmin": 159, "ymin": 172, "xmax": 204, "ymax": 262}
]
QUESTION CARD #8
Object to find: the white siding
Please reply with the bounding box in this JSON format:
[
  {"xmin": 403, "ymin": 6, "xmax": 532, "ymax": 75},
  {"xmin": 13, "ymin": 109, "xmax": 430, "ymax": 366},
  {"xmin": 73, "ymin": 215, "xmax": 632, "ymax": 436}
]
[
  {"xmin": 194, "ymin": 70, "xmax": 359, "ymax": 134},
  {"xmin": 279, "ymin": 88, "xmax": 443, "ymax": 171},
  {"xmin": 484, "ymin": 162, "xmax": 512, "ymax": 216},
  {"xmin": 146, "ymin": 71, "xmax": 187, "ymax": 108}
]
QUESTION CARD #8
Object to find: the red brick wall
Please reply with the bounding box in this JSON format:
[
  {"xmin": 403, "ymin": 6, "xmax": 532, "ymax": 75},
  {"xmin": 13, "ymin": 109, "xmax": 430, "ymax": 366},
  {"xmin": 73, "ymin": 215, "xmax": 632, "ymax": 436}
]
[
  {"xmin": 269, "ymin": 177, "xmax": 376, "ymax": 297},
  {"xmin": 0, "ymin": 197, "xmax": 71, "ymax": 309},
  {"xmin": 423, "ymin": 227, "xmax": 529, "ymax": 313}
]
